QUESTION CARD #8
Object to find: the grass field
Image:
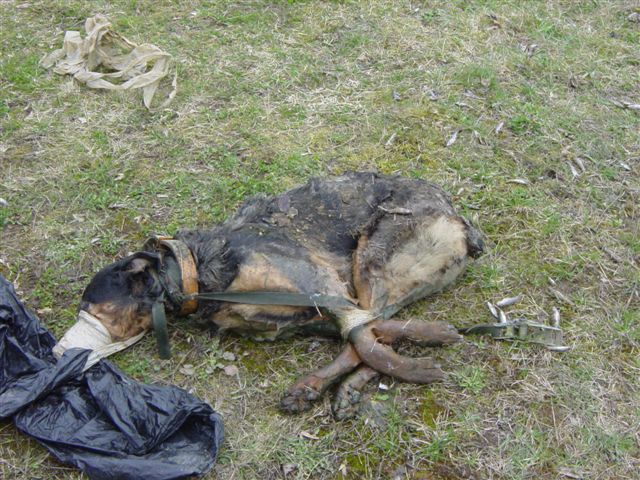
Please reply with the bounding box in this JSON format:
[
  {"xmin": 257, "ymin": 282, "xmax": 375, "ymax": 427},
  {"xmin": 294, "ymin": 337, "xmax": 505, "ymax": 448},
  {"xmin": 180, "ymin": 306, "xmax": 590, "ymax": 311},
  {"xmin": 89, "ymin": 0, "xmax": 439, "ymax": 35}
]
[{"xmin": 1, "ymin": 1, "xmax": 639, "ymax": 478}]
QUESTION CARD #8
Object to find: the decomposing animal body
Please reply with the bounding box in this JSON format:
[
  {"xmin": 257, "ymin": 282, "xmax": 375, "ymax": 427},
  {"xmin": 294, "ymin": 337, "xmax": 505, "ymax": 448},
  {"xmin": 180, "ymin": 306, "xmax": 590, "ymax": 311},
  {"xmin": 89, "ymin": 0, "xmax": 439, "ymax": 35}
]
[{"xmin": 54, "ymin": 172, "xmax": 484, "ymax": 418}]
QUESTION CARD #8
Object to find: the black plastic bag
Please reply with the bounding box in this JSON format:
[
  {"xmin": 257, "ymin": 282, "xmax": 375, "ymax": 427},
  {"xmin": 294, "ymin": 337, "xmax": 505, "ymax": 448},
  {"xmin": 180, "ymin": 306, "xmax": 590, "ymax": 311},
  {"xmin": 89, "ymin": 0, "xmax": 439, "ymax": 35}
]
[{"xmin": 0, "ymin": 274, "xmax": 223, "ymax": 480}]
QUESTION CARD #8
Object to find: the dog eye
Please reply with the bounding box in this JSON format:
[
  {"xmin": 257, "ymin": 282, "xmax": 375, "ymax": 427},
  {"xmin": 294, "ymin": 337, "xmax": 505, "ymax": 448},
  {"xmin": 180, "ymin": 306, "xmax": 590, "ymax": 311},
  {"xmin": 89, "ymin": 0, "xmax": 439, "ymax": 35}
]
[{"xmin": 127, "ymin": 270, "xmax": 158, "ymax": 297}]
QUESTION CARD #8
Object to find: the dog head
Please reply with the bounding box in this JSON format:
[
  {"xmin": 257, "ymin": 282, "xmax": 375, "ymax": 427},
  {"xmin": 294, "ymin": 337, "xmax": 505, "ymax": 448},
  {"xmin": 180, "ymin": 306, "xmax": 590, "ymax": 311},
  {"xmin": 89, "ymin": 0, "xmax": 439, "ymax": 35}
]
[{"xmin": 53, "ymin": 252, "xmax": 162, "ymax": 358}]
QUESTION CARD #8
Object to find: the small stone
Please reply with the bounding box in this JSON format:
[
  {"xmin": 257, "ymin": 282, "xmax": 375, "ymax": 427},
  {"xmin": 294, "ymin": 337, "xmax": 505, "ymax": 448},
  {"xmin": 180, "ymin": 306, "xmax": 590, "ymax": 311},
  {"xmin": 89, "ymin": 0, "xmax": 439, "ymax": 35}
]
[
  {"xmin": 222, "ymin": 351, "xmax": 236, "ymax": 361},
  {"xmin": 282, "ymin": 464, "xmax": 297, "ymax": 476},
  {"xmin": 277, "ymin": 195, "xmax": 290, "ymax": 212},
  {"xmin": 223, "ymin": 365, "xmax": 239, "ymax": 376},
  {"xmin": 179, "ymin": 364, "xmax": 195, "ymax": 376},
  {"xmin": 287, "ymin": 207, "xmax": 298, "ymax": 218}
]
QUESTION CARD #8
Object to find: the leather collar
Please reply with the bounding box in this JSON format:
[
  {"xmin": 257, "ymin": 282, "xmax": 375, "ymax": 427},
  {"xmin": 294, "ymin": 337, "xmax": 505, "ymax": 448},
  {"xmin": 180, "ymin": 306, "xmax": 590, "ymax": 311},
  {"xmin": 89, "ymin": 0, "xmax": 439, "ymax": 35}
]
[{"xmin": 144, "ymin": 235, "xmax": 199, "ymax": 315}]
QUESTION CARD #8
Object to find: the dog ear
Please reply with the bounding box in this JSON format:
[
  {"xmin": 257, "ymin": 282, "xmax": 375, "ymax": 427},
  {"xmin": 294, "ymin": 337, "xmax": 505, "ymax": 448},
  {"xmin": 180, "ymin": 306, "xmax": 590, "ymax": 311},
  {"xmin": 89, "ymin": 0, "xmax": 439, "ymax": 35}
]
[
  {"xmin": 124, "ymin": 252, "xmax": 161, "ymax": 273},
  {"xmin": 123, "ymin": 252, "xmax": 161, "ymax": 298}
]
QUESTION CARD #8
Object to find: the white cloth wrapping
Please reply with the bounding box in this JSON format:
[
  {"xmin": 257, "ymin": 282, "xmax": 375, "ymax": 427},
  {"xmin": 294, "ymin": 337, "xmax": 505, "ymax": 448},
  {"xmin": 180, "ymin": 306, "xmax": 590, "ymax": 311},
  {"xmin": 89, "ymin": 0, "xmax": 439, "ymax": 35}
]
[{"xmin": 53, "ymin": 310, "xmax": 147, "ymax": 371}]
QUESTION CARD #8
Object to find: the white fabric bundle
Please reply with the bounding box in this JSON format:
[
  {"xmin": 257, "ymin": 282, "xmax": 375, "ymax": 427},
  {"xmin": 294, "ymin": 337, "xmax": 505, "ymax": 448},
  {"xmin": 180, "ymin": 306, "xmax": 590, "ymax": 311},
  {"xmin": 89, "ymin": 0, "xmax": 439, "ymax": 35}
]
[
  {"xmin": 53, "ymin": 310, "xmax": 147, "ymax": 371},
  {"xmin": 40, "ymin": 15, "xmax": 177, "ymax": 109}
]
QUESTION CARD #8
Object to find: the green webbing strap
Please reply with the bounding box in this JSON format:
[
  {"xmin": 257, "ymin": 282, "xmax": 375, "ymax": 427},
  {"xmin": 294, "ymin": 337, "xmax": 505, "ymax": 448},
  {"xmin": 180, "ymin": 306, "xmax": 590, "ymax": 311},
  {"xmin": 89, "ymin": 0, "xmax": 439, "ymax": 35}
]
[
  {"xmin": 151, "ymin": 290, "xmax": 355, "ymax": 359},
  {"xmin": 152, "ymin": 300, "xmax": 172, "ymax": 359},
  {"xmin": 190, "ymin": 291, "xmax": 356, "ymax": 309}
]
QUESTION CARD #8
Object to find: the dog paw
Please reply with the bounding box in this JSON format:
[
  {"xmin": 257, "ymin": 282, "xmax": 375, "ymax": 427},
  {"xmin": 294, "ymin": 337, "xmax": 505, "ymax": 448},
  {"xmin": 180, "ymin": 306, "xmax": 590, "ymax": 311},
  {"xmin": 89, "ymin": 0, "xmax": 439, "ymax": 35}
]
[
  {"xmin": 331, "ymin": 384, "xmax": 362, "ymax": 420},
  {"xmin": 279, "ymin": 386, "xmax": 321, "ymax": 414}
]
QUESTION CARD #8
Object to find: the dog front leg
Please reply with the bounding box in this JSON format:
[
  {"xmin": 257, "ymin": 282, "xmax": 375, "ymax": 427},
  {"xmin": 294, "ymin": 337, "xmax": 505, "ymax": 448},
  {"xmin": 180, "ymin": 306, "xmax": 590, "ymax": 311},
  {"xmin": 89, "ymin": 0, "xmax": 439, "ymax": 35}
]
[{"xmin": 280, "ymin": 343, "xmax": 361, "ymax": 414}]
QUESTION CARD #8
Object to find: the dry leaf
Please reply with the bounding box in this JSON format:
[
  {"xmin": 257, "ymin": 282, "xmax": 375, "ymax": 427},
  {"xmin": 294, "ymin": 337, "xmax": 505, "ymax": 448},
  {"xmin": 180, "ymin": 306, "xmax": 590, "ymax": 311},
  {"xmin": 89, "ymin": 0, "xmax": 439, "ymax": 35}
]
[
  {"xmin": 179, "ymin": 364, "xmax": 195, "ymax": 376},
  {"xmin": 611, "ymin": 99, "xmax": 640, "ymax": 111},
  {"xmin": 384, "ymin": 132, "xmax": 397, "ymax": 147},
  {"xmin": 378, "ymin": 206, "xmax": 412, "ymax": 215},
  {"xmin": 602, "ymin": 247, "xmax": 623, "ymax": 264},
  {"xmin": 619, "ymin": 161, "xmax": 631, "ymax": 171},
  {"xmin": 282, "ymin": 464, "xmax": 297, "ymax": 476},
  {"xmin": 558, "ymin": 467, "xmax": 583, "ymax": 479},
  {"xmin": 486, "ymin": 13, "xmax": 502, "ymax": 29},
  {"xmin": 520, "ymin": 43, "xmax": 539, "ymax": 57},
  {"xmin": 567, "ymin": 162, "xmax": 579, "ymax": 178},
  {"xmin": 495, "ymin": 294, "xmax": 523, "ymax": 308},
  {"xmin": 299, "ymin": 431, "xmax": 320, "ymax": 440},
  {"xmin": 445, "ymin": 130, "xmax": 459, "ymax": 147},
  {"xmin": 507, "ymin": 178, "xmax": 529, "ymax": 185},
  {"xmin": 549, "ymin": 287, "xmax": 574, "ymax": 305},
  {"xmin": 422, "ymin": 87, "xmax": 439, "ymax": 101},
  {"xmin": 472, "ymin": 130, "xmax": 487, "ymax": 145}
]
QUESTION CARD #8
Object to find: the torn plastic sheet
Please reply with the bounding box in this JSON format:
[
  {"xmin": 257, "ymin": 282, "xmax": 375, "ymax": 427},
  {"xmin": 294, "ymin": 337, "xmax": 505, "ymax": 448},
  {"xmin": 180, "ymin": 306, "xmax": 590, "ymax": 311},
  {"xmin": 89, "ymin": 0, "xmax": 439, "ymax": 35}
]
[
  {"xmin": 40, "ymin": 15, "xmax": 177, "ymax": 109},
  {"xmin": 0, "ymin": 274, "xmax": 223, "ymax": 480}
]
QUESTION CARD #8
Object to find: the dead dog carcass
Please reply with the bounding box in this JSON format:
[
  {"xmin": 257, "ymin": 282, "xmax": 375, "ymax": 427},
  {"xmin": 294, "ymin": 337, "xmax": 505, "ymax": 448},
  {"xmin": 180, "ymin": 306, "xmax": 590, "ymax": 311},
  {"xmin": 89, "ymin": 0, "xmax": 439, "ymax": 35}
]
[{"xmin": 54, "ymin": 172, "xmax": 484, "ymax": 418}]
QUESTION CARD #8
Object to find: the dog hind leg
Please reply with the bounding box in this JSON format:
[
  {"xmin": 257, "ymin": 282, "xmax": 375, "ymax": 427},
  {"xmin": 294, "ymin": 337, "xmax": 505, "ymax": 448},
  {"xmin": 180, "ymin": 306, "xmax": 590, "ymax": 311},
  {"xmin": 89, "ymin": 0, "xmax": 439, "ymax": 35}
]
[
  {"xmin": 372, "ymin": 318, "xmax": 462, "ymax": 347},
  {"xmin": 347, "ymin": 213, "xmax": 469, "ymax": 382}
]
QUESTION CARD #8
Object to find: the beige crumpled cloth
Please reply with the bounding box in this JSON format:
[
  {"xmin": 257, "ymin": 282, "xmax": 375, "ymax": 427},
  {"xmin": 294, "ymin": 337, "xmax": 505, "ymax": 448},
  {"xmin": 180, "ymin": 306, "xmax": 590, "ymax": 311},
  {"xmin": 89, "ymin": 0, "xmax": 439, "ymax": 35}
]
[{"xmin": 40, "ymin": 15, "xmax": 177, "ymax": 109}]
